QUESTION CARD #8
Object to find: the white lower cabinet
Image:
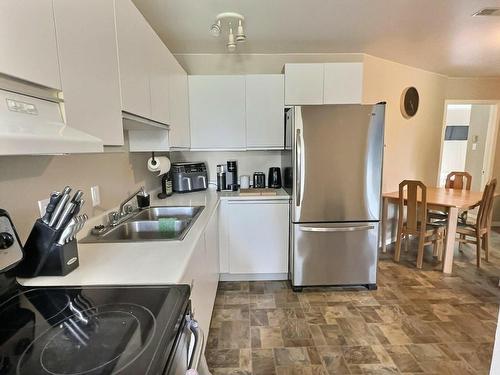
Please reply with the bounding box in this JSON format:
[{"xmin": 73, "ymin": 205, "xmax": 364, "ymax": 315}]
[
  {"xmin": 180, "ymin": 209, "xmax": 219, "ymax": 344},
  {"xmin": 220, "ymin": 200, "xmax": 289, "ymax": 278}
]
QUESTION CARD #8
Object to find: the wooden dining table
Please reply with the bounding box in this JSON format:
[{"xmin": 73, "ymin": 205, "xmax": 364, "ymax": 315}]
[{"xmin": 381, "ymin": 187, "xmax": 488, "ymax": 274}]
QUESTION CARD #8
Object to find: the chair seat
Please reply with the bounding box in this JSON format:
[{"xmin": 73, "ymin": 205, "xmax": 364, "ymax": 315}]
[{"xmin": 457, "ymin": 221, "xmax": 477, "ymax": 235}]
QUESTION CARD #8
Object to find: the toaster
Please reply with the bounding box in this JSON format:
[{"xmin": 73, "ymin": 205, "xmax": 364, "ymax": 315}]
[{"xmin": 171, "ymin": 162, "xmax": 208, "ymax": 193}]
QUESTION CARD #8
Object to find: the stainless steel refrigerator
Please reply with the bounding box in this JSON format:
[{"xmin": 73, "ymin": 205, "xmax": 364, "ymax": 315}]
[{"xmin": 282, "ymin": 104, "xmax": 386, "ymax": 291}]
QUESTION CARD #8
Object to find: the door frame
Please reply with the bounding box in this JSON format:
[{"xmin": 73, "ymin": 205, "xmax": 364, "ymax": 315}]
[{"xmin": 436, "ymin": 100, "xmax": 500, "ymax": 189}]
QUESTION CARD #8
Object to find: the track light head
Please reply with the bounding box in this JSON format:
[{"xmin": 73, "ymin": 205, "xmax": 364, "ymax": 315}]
[
  {"xmin": 210, "ymin": 20, "xmax": 221, "ymax": 37},
  {"xmin": 227, "ymin": 25, "xmax": 236, "ymax": 52},
  {"xmin": 235, "ymin": 19, "xmax": 246, "ymax": 42}
]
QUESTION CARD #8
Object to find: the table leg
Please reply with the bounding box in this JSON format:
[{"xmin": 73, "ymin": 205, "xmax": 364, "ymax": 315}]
[
  {"xmin": 442, "ymin": 207, "xmax": 458, "ymax": 274},
  {"xmin": 381, "ymin": 197, "xmax": 388, "ymax": 253}
]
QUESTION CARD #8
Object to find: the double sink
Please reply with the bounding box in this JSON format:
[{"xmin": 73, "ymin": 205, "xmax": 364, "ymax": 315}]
[{"xmin": 82, "ymin": 206, "xmax": 204, "ymax": 243}]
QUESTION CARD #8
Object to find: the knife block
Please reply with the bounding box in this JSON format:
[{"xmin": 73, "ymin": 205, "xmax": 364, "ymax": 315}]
[{"xmin": 16, "ymin": 219, "xmax": 79, "ymax": 277}]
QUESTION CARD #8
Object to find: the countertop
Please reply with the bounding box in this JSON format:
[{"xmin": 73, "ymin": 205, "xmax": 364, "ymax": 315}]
[{"xmin": 17, "ymin": 187, "xmax": 289, "ymax": 287}]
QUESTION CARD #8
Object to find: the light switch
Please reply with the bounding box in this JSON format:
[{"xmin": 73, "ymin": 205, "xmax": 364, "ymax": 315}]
[
  {"xmin": 38, "ymin": 198, "xmax": 50, "ymax": 217},
  {"xmin": 91, "ymin": 185, "xmax": 101, "ymax": 207}
]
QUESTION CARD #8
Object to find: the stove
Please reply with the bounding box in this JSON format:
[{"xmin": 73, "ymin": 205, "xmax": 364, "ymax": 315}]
[
  {"xmin": 0, "ymin": 209, "xmax": 203, "ymax": 375},
  {"xmin": 0, "ymin": 283, "xmax": 190, "ymax": 375}
]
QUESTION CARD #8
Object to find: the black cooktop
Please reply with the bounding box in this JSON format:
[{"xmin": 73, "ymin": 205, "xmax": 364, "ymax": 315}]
[{"xmin": 0, "ymin": 284, "xmax": 190, "ymax": 375}]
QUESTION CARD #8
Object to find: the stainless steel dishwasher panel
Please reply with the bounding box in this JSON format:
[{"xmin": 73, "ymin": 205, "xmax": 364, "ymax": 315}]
[{"xmin": 291, "ymin": 222, "xmax": 379, "ymax": 287}]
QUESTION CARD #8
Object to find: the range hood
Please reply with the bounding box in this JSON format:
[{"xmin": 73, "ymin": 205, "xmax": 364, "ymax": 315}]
[{"xmin": 0, "ymin": 89, "xmax": 103, "ymax": 155}]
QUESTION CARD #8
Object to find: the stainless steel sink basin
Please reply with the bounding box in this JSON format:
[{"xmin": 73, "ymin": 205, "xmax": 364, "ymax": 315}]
[
  {"xmin": 81, "ymin": 206, "xmax": 204, "ymax": 243},
  {"xmin": 131, "ymin": 206, "xmax": 203, "ymax": 221}
]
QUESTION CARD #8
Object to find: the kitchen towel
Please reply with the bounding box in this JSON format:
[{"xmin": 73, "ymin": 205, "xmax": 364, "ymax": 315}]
[{"xmin": 147, "ymin": 156, "xmax": 171, "ymax": 176}]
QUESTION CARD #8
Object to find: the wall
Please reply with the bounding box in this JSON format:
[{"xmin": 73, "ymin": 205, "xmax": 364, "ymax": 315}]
[
  {"xmin": 0, "ymin": 150, "xmax": 161, "ymax": 240},
  {"xmin": 170, "ymin": 150, "xmax": 282, "ymax": 185},
  {"xmin": 362, "ymin": 55, "xmax": 448, "ymax": 192}
]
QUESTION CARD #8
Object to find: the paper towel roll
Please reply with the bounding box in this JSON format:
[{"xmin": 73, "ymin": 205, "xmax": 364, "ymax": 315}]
[{"xmin": 147, "ymin": 156, "xmax": 171, "ymax": 176}]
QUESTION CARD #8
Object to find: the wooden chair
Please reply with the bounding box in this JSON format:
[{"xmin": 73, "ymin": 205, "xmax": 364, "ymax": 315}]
[
  {"xmin": 446, "ymin": 171, "xmax": 472, "ymax": 190},
  {"xmin": 429, "ymin": 171, "xmax": 472, "ymax": 222},
  {"xmin": 456, "ymin": 178, "xmax": 497, "ymax": 267},
  {"xmin": 394, "ymin": 180, "xmax": 446, "ymax": 269}
]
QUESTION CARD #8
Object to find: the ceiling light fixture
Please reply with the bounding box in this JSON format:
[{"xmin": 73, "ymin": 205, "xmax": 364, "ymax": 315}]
[
  {"xmin": 209, "ymin": 12, "xmax": 246, "ymax": 52},
  {"xmin": 227, "ymin": 24, "xmax": 236, "ymax": 52}
]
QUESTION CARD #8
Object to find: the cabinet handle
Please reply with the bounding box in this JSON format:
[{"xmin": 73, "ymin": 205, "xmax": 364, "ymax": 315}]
[{"xmin": 299, "ymin": 225, "xmax": 375, "ymax": 232}]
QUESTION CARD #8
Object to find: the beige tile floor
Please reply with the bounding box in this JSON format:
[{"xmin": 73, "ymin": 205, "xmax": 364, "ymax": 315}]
[{"xmin": 205, "ymin": 230, "xmax": 500, "ymax": 374}]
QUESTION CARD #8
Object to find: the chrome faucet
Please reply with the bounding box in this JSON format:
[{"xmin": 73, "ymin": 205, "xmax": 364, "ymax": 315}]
[{"xmin": 119, "ymin": 187, "xmax": 145, "ymax": 216}]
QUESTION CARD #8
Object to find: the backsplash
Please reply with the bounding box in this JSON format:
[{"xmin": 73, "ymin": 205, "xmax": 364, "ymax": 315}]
[
  {"xmin": 0, "ymin": 151, "xmax": 164, "ymax": 240},
  {"xmin": 170, "ymin": 150, "xmax": 282, "ymax": 184}
]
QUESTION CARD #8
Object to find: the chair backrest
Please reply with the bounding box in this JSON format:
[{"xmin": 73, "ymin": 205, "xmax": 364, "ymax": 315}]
[
  {"xmin": 477, "ymin": 178, "xmax": 497, "ymax": 231},
  {"xmin": 445, "ymin": 171, "xmax": 472, "ymax": 190},
  {"xmin": 399, "ymin": 180, "xmax": 427, "ymax": 232}
]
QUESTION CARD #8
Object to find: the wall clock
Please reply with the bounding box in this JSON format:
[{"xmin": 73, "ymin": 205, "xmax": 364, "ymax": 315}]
[{"xmin": 401, "ymin": 86, "xmax": 419, "ymax": 119}]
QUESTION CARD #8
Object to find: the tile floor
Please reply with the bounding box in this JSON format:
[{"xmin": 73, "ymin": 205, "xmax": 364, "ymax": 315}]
[{"xmin": 205, "ymin": 231, "xmax": 500, "ymax": 375}]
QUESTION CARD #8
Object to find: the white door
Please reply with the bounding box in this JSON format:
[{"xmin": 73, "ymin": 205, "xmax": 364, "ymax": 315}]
[
  {"xmin": 323, "ymin": 63, "xmax": 363, "ymax": 104},
  {"xmin": 189, "ymin": 75, "xmax": 246, "ymax": 150},
  {"xmin": 0, "ymin": 0, "xmax": 61, "ymax": 89},
  {"xmin": 114, "ymin": 0, "xmax": 151, "ymax": 118},
  {"xmin": 228, "ymin": 201, "xmax": 289, "ymax": 274},
  {"xmin": 53, "ymin": 0, "xmax": 124, "ymax": 145},
  {"xmin": 284, "ymin": 64, "xmax": 324, "ymax": 105},
  {"xmin": 168, "ymin": 56, "xmax": 191, "ymax": 149},
  {"xmin": 246, "ymin": 75, "xmax": 284, "ymax": 149},
  {"xmin": 149, "ymin": 33, "xmax": 170, "ymax": 124}
]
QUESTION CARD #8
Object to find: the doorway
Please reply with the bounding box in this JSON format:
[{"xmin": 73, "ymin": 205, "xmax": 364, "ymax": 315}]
[{"xmin": 438, "ymin": 101, "xmax": 499, "ymax": 190}]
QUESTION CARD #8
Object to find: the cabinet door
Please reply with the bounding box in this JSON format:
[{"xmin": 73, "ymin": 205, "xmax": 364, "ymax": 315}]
[
  {"xmin": 115, "ymin": 0, "xmax": 151, "ymax": 118},
  {"xmin": 324, "ymin": 63, "xmax": 363, "ymax": 104},
  {"xmin": 168, "ymin": 57, "xmax": 190, "ymax": 149},
  {"xmin": 189, "ymin": 75, "xmax": 246, "ymax": 150},
  {"xmin": 228, "ymin": 201, "xmax": 289, "ymax": 274},
  {"xmin": 284, "ymin": 64, "xmax": 324, "ymax": 105},
  {"xmin": 149, "ymin": 33, "xmax": 170, "ymax": 124},
  {"xmin": 246, "ymin": 75, "xmax": 284, "ymax": 149},
  {"xmin": 0, "ymin": 0, "xmax": 61, "ymax": 89},
  {"xmin": 53, "ymin": 0, "xmax": 123, "ymax": 145}
]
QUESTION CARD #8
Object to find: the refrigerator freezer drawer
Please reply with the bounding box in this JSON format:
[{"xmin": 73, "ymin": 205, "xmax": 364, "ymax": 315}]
[{"xmin": 291, "ymin": 222, "xmax": 379, "ymax": 287}]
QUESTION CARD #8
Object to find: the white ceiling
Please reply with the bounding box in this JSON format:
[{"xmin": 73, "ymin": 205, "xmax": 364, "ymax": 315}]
[{"xmin": 133, "ymin": 0, "xmax": 500, "ymax": 77}]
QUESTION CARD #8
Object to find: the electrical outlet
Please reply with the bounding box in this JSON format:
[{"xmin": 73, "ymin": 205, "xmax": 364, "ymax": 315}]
[
  {"xmin": 38, "ymin": 198, "xmax": 50, "ymax": 217},
  {"xmin": 91, "ymin": 185, "xmax": 101, "ymax": 207}
]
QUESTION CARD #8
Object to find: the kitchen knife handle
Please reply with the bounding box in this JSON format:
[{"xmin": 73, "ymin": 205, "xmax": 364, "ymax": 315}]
[
  {"xmin": 49, "ymin": 190, "xmax": 71, "ymax": 227},
  {"xmin": 42, "ymin": 192, "xmax": 60, "ymax": 224}
]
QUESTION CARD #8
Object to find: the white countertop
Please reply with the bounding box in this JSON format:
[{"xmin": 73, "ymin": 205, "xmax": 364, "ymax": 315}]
[{"xmin": 17, "ymin": 187, "xmax": 289, "ymax": 287}]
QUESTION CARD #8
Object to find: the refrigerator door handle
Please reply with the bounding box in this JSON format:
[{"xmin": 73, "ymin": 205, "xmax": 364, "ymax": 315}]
[
  {"xmin": 295, "ymin": 128, "xmax": 303, "ymax": 206},
  {"xmin": 299, "ymin": 224, "xmax": 375, "ymax": 233}
]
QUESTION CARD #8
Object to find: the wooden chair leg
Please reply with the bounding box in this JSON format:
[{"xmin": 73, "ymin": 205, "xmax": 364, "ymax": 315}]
[
  {"xmin": 484, "ymin": 233, "xmax": 490, "ymax": 262},
  {"xmin": 476, "ymin": 235, "xmax": 482, "ymax": 268},
  {"xmin": 394, "ymin": 232, "xmax": 402, "ymax": 262},
  {"xmin": 416, "ymin": 233, "xmax": 425, "ymax": 269},
  {"xmin": 459, "ymin": 234, "xmax": 464, "ymax": 252}
]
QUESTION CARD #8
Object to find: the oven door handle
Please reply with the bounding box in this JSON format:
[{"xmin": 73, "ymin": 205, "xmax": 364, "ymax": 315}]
[{"xmin": 186, "ymin": 315, "xmax": 204, "ymax": 372}]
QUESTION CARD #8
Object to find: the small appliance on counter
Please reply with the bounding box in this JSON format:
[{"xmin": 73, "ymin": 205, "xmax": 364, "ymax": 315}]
[
  {"xmin": 171, "ymin": 162, "xmax": 208, "ymax": 193},
  {"xmin": 216, "ymin": 164, "xmax": 227, "ymax": 191},
  {"xmin": 226, "ymin": 160, "xmax": 238, "ymax": 191},
  {"xmin": 268, "ymin": 167, "xmax": 282, "ymax": 189},
  {"xmin": 16, "ymin": 186, "xmax": 87, "ymax": 277},
  {"xmin": 253, "ymin": 172, "xmax": 266, "ymax": 188}
]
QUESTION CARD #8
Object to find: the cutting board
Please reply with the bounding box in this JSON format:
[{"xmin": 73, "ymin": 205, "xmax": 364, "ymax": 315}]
[{"xmin": 239, "ymin": 188, "xmax": 278, "ymax": 196}]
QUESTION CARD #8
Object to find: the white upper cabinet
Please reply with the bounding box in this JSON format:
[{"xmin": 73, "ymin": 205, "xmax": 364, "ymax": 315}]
[
  {"xmin": 323, "ymin": 62, "xmax": 363, "ymax": 104},
  {"xmin": 284, "ymin": 64, "xmax": 324, "ymax": 105},
  {"xmin": 168, "ymin": 56, "xmax": 190, "ymax": 149},
  {"xmin": 285, "ymin": 62, "xmax": 364, "ymax": 105},
  {"xmin": 246, "ymin": 75, "xmax": 284, "ymax": 149},
  {"xmin": 53, "ymin": 0, "xmax": 124, "ymax": 145},
  {"xmin": 114, "ymin": 0, "xmax": 151, "ymax": 119},
  {"xmin": 0, "ymin": 0, "xmax": 61, "ymax": 89},
  {"xmin": 189, "ymin": 75, "xmax": 246, "ymax": 150},
  {"xmin": 149, "ymin": 33, "xmax": 171, "ymax": 124}
]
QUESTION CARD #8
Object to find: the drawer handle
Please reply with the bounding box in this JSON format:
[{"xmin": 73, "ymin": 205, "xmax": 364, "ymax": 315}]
[{"xmin": 299, "ymin": 225, "xmax": 375, "ymax": 233}]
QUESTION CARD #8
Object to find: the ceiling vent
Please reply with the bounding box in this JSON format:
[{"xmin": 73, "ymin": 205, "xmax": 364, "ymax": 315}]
[{"xmin": 472, "ymin": 7, "xmax": 500, "ymax": 16}]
